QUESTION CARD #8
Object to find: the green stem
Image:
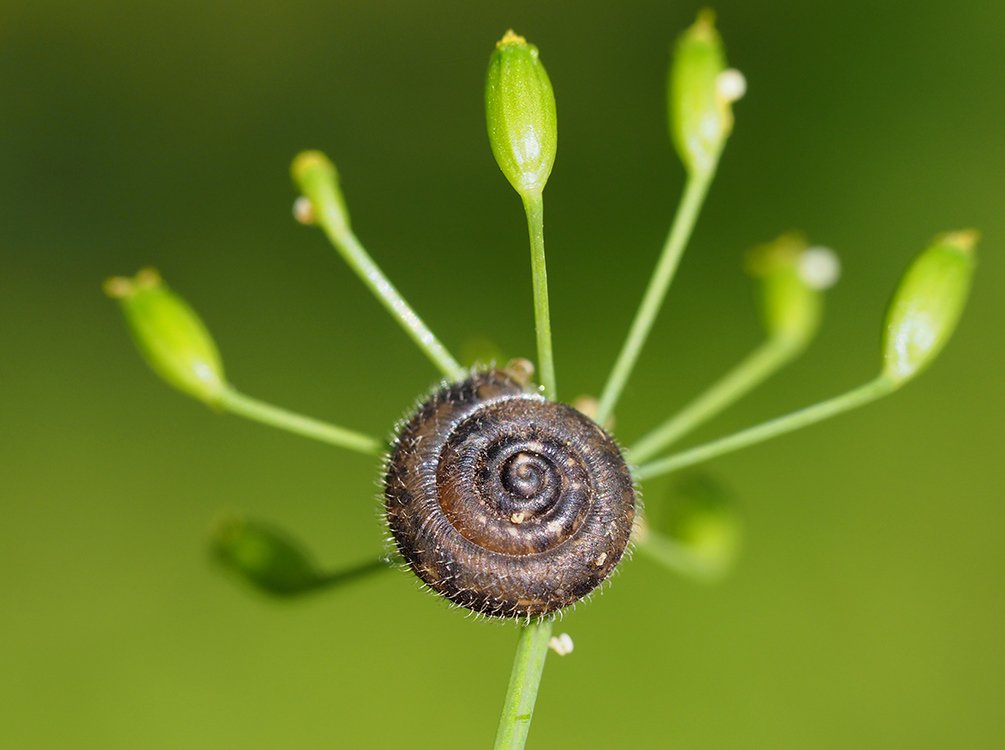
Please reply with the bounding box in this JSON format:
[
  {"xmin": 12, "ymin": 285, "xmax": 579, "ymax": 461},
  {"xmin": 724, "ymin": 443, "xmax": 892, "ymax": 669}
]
[
  {"xmin": 633, "ymin": 376, "xmax": 896, "ymax": 481},
  {"xmin": 629, "ymin": 337, "xmax": 798, "ymax": 464},
  {"xmin": 596, "ymin": 170, "xmax": 714, "ymax": 425},
  {"xmin": 305, "ymin": 557, "xmax": 391, "ymax": 594},
  {"xmin": 219, "ymin": 388, "xmax": 385, "ymax": 455},
  {"xmin": 523, "ymin": 193, "xmax": 556, "ymax": 400},
  {"xmin": 494, "ymin": 619, "xmax": 554, "ymax": 750},
  {"xmin": 306, "ymin": 177, "xmax": 466, "ymax": 382}
]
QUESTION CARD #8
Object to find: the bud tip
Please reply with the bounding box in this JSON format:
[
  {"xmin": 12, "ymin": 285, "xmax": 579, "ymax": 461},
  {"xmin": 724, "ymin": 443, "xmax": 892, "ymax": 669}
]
[
  {"xmin": 694, "ymin": 8, "xmax": 717, "ymax": 35},
  {"xmin": 937, "ymin": 228, "xmax": 979, "ymax": 254},
  {"xmin": 103, "ymin": 276, "xmax": 132, "ymax": 299},
  {"xmin": 497, "ymin": 29, "xmax": 527, "ymax": 48},
  {"xmin": 103, "ymin": 267, "xmax": 162, "ymax": 299},
  {"xmin": 291, "ymin": 149, "xmax": 335, "ymax": 184}
]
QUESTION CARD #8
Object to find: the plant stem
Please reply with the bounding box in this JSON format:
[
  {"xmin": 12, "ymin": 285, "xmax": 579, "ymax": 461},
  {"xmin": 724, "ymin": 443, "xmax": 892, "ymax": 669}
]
[
  {"xmin": 522, "ymin": 193, "xmax": 556, "ymax": 400},
  {"xmin": 633, "ymin": 376, "xmax": 896, "ymax": 481},
  {"xmin": 494, "ymin": 619, "xmax": 554, "ymax": 750},
  {"xmin": 306, "ymin": 557, "xmax": 391, "ymax": 594},
  {"xmin": 596, "ymin": 170, "xmax": 714, "ymax": 425},
  {"xmin": 308, "ymin": 184, "xmax": 466, "ymax": 382},
  {"xmin": 219, "ymin": 388, "xmax": 385, "ymax": 455},
  {"xmin": 629, "ymin": 337, "xmax": 798, "ymax": 464}
]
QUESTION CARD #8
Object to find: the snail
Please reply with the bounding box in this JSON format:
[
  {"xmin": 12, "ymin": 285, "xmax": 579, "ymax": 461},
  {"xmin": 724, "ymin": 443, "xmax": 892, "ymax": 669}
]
[{"xmin": 384, "ymin": 365, "xmax": 637, "ymax": 618}]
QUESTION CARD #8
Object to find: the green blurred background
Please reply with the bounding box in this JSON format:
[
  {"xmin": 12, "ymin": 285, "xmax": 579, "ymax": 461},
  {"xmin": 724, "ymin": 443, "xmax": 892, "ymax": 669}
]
[{"xmin": 2, "ymin": 1, "xmax": 1003, "ymax": 747}]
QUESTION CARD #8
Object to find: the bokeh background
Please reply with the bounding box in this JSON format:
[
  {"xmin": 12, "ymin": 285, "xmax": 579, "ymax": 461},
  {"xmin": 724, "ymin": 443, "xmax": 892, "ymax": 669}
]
[{"xmin": 2, "ymin": 1, "xmax": 1003, "ymax": 747}]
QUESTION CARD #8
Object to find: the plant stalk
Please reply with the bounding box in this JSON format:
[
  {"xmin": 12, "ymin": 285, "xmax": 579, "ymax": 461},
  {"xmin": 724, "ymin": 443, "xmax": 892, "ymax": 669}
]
[
  {"xmin": 634, "ymin": 376, "xmax": 896, "ymax": 481},
  {"xmin": 494, "ymin": 619, "xmax": 554, "ymax": 750},
  {"xmin": 629, "ymin": 336, "xmax": 798, "ymax": 463},
  {"xmin": 309, "ymin": 187, "xmax": 466, "ymax": 382},
  {"xmin": 219, "ymin": 388, "xmax": 384, "ymax": 455},
  {"xmin": 596, "ymin": 170, "xmax": 714, "ymax": 424},
  {"xmin": 523, "ymin": 193, "xmax": 557, "ymax": 400}
]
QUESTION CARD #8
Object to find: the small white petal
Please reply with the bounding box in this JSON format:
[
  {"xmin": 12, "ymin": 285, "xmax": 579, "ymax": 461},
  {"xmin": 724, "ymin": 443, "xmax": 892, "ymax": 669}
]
[
  {"xmin": 716, "ymin": 68, "xmax": 747, "ymax": 103},
  {"xmin": 292, "ymin": 196, "xmax": 314, "ymax": 225},
  {"xmin": 548, "ymin": 633, "xmax": 575, "ymax": 656},
  {"xmin": 799, "ymin": 246, "xmax": 841, "ymax": 289}
]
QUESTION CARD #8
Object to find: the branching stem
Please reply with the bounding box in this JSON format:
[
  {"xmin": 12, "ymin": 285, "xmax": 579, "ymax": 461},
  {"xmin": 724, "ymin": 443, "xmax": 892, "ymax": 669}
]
[
  {"xmin": 634, "ymin": 376, "xmax": 896, "ymax": 481},
  {"xmin": 596, "ymin": 171, "xmax": 714, "ymax": 425},
  {"xmin": 629, "ymin": 336, "xmax": 799, "ymax": 463}
]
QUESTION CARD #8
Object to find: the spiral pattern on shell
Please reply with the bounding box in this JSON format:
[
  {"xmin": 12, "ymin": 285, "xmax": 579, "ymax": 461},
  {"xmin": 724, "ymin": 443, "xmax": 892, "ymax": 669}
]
[{"xmin": 384, "ymin": 369, "xmax": 636, "ymax": 618}]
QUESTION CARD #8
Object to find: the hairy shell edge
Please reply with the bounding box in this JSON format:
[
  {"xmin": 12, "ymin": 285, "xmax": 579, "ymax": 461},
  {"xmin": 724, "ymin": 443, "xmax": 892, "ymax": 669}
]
[{"xmin": 383, "ymin": 370, "xmax": 636, "ymax": 618}]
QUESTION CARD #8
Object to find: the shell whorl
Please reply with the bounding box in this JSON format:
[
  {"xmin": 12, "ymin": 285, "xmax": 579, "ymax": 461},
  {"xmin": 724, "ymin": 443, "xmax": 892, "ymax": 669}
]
[{"xmin": 384, "ymin": 370, "xmax": 636, "ymax": 618}]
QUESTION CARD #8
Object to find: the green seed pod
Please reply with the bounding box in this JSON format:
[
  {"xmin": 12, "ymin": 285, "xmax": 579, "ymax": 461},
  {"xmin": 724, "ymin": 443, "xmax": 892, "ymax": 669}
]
[
  {"xmin": 746, "ymin": 232, "xmax": 840, "ymax": 349},
  {"xmin": 651, "ymin": 474, "xmax": 741, "ymax": 579},
  {"xmin": 485, "ymin": 30, "xmax": 558, "ymax": 199},
  {"xmin": 882, "ymin": 230, "xmax": 977, "ymax": 385},
  {"xmin": 211, "ymin": 515, "xmax": 322, "ymax": 597},
  {"xmin": 668, "ymin": 10, "xmax": 743, "ymax": 177},
  {"xmin": 104, "ymin": 268, "xmax": 226, "ymax": 406},
  {"xmin": 291, "ymin": 150, "xmax": 351, "ymax": 234}
]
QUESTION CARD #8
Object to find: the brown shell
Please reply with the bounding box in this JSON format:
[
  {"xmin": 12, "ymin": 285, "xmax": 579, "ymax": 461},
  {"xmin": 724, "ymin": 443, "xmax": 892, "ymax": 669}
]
[{"xmin": 384, "ymin": 370, "xmax": 636, "ymax": 618}]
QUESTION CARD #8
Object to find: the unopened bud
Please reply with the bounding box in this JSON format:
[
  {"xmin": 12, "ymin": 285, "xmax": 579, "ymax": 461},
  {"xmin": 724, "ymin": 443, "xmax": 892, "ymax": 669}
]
[
  {"xmin": 653, "ymin": 474, "xmax": 741, "ymax": 577},
  {"xmin": 669, "ymin": 10, "xmax": 741, "ymax": 176},
  {"xmin": 882, "ymin": 231, "xmax": 977, "ymax": 385},
  {"xmin": 291, "ymin": 150, "xmax": 351, "ymax": 235},
  {"xmin": 746, "ymin": 233, "xmax": 838, "ymax": 348},
  {"xmin": 211, "ymin": 515, "xmax": 322, "ymax": 597},
  {"xmin": 485, "ymin": 30, "xmax": 558, "ymax": 199},
  {"xmin": 104, "ymin": 268, "xmax": 226, "ymax": 406}
]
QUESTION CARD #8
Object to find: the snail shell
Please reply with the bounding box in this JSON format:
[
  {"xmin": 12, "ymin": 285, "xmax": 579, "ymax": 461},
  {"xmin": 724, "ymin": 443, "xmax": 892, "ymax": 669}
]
[{"xmin": 384, "ymin": 369, "xmax": 636, "ymax": 618}]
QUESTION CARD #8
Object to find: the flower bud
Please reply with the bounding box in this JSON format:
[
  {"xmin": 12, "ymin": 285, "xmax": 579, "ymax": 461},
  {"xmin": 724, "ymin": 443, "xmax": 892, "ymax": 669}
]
[
  {"xmin": 485, "ymin": 30, "xmax": 558, "ymax": 198},
  {"xmin": 746, "ymin": 233, "xmax": 840, "ymax": 348},
  {"xmin": 650, "ymin": 474, "xmax": 741, "ymax": 578},
  {"xmin": 211, "ymin": 515, "xmax": 322, "ymax": 597},
  {"xmin": 291, "ymin": 150, "xmax": 351, "ymax": 235},
  {"xmin": 669, "ymin": 10, "xmax": 743, "ymax": 177},
  {"xmin": 104, "ymin": 268, "xmax": 226, "ymax": 406},
  {"xmin": 882, "ymin": 230, "xmax": 977, "ymax": 385}
]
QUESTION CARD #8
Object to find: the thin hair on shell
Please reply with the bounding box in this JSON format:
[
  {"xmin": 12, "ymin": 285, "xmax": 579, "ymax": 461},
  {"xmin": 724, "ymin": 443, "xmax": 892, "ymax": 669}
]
[{"xmin": 383, "ymin": 368, "xmax": 637, "ymax": 619}]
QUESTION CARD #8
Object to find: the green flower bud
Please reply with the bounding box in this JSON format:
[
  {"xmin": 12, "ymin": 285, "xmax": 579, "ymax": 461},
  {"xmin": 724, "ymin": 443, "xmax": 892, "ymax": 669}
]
[
  {"xmin": 650, "ymin": 474, "xmax": 741, "ymax": 578},
  {"xmin": 104, "ymin": 268, "xmax": 226, "ymax": 406},
  {"xmin": 882, "ymin": 230, "xmax": 977, "ymax": 385},
  {"xmin": 211, "ymin": 515, "xmax": 322, "ymax": 597},
  {"xmin": 291, "ymin": 150, "xmax": 351, "ymax": 234},
  {"xmin": 669, "ymin": 10, "xmax": 744, "ymax": 177},
  {"xmin": 746, "ymin": 232, "xmax": 840, "ymax": 348},
  {"xmin": 485, "ymin": 30, "xmax": 558, "ymax": 198}
]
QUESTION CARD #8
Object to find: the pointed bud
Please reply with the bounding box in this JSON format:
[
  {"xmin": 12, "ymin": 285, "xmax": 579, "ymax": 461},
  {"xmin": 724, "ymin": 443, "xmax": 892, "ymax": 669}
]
[
  {"xmin": 669, "ymin": 10, "xmax": 743, "ymax": 177},
  {"xmin": 882, "ymin": 231, "xmax": 977, "ymax": 385},
  {"xmin": 104, "ymin": 268, "xmax": 226, "ymax": 406},
  {"xmin": 485, "ymin": 30, "xmax": 558, "ymax": 199},
  {"xmin": 746, "ymin": 233, "xmax": 840, "ymax": 348},
  {"xmin": 211, "ymin": 515, "xmax": 322, "ymax": 597},
  {"xmin": 291, "ymin": 150, "xmax": 351, "ymax": 235}
]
